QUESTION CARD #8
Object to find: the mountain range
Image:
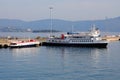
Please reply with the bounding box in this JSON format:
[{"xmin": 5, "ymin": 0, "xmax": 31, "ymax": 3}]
[{"xmin": 0, "ymin": 16, "xmax": 120, "ymax": 32}]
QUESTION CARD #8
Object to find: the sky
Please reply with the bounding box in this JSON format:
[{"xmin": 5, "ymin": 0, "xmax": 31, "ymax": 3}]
[{"xmin": 0, "ymin": 0, "xmax": 120, "ymax": 21}]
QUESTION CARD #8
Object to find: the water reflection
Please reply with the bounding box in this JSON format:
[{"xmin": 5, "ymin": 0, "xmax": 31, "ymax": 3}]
[
  {"xmin": 45, "ymin": 46, "xmax": 108, "ymax": 57},
  {"xmin": 10, "ymin": 47, "xmax": 40, "ymax": 57},
  {"xmin": 45, "ymin": 46, "xmax": 109, "ymax": 68}
]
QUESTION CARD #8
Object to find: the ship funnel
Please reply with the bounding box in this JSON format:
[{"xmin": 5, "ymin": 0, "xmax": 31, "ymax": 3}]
[{"xmin": 61, "ymin": 34, "xmax": 65, "ymax": 39}]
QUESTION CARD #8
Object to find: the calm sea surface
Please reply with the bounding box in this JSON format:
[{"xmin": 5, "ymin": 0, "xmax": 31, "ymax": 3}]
[{"xmin": 0, "ymin": 32, "xmax": 120, "ymax": 80}]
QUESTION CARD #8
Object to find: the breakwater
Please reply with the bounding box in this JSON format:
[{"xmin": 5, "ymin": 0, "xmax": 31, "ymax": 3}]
[
  {"xmin": 0, "ymin": 38, "xmax": 10, "ymax": 48},
  {"xmin": 102, "ymin": 35, "xmax": 120, "ymax": 41}
]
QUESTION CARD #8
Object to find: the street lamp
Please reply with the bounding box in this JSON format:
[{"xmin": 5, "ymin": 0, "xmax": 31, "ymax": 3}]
[{"xmin": 49, "ymin": 7, "xmax": 53, "ymax": 36}]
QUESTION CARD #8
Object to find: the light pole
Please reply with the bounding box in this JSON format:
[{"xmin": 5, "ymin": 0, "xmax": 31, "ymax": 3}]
[{"xmin": 49, "ymin": 7, "xmax": 53, "ymax": 36}]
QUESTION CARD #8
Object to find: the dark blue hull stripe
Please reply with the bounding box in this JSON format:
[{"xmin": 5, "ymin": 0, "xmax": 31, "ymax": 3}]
[{"xmin": 43, "ymin": 42, "xmax": 108, "ymax": 48}]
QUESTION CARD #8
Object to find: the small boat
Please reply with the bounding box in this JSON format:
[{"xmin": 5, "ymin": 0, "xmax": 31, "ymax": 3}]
[
  {"xmin": 43, "ymin": 26, "xmax": 108, "ymax": 48},
  {"xmin": 9, "ymin": 39, "xmax": 40, "ymax": 48}
]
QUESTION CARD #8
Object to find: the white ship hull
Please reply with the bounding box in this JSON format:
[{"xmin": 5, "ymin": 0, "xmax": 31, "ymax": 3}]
[{"xmin": 10, "ymin": 40, "xmax": 40, "ymax": 48}]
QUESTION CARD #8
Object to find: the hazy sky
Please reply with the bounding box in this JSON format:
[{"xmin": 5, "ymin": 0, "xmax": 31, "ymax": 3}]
[{"xmin": 0, "ymin": 0, "xmax": 120, "ymax": 21}]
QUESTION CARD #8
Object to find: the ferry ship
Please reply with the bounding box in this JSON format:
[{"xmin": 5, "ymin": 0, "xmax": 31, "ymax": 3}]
[
  {"xmin": 43, "ymin": 26, "xmax": 108, "ymax": 48},
  {"xmin": 9, "ymin": 39, "xmax": 40, "ymax": 48}
]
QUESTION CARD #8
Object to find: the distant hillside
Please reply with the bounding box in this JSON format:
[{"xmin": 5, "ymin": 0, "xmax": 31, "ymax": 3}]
[{"xmin": 0, "ymin": 17, "xmax": 120, "ymax": 32}]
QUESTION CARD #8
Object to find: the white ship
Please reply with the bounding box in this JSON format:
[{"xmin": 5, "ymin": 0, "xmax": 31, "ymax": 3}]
[
  {"xmin": 43, "ymin": 26, "xmax": 108, "ymax": 48},
  {"xmin": 9, "ymin": 39, "xmax": 40, "ymax": 48}
]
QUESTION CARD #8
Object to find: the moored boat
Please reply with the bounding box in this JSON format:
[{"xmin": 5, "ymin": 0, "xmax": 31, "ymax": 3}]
[
  {"xmin": 9, "ymin": 39, "xmax": 40, "ymax": 48},
  {"xmin": 43, "ymin": 26, "xmax": 108, "ymax": 48}
]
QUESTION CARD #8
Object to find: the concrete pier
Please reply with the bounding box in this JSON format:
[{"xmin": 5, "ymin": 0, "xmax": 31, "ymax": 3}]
[
  {"xmin": 102, "ymin": 35, "xmax": 120, "ymax": 41},
  {"xmin": 0, "ymin": 38, "xmax": 10, "ymax": 48}
]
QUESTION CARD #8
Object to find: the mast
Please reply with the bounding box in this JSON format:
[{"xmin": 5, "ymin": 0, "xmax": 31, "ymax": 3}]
[{"xmin": 72, "ymin": 25, "xmax": 74, "ymax": 33}]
